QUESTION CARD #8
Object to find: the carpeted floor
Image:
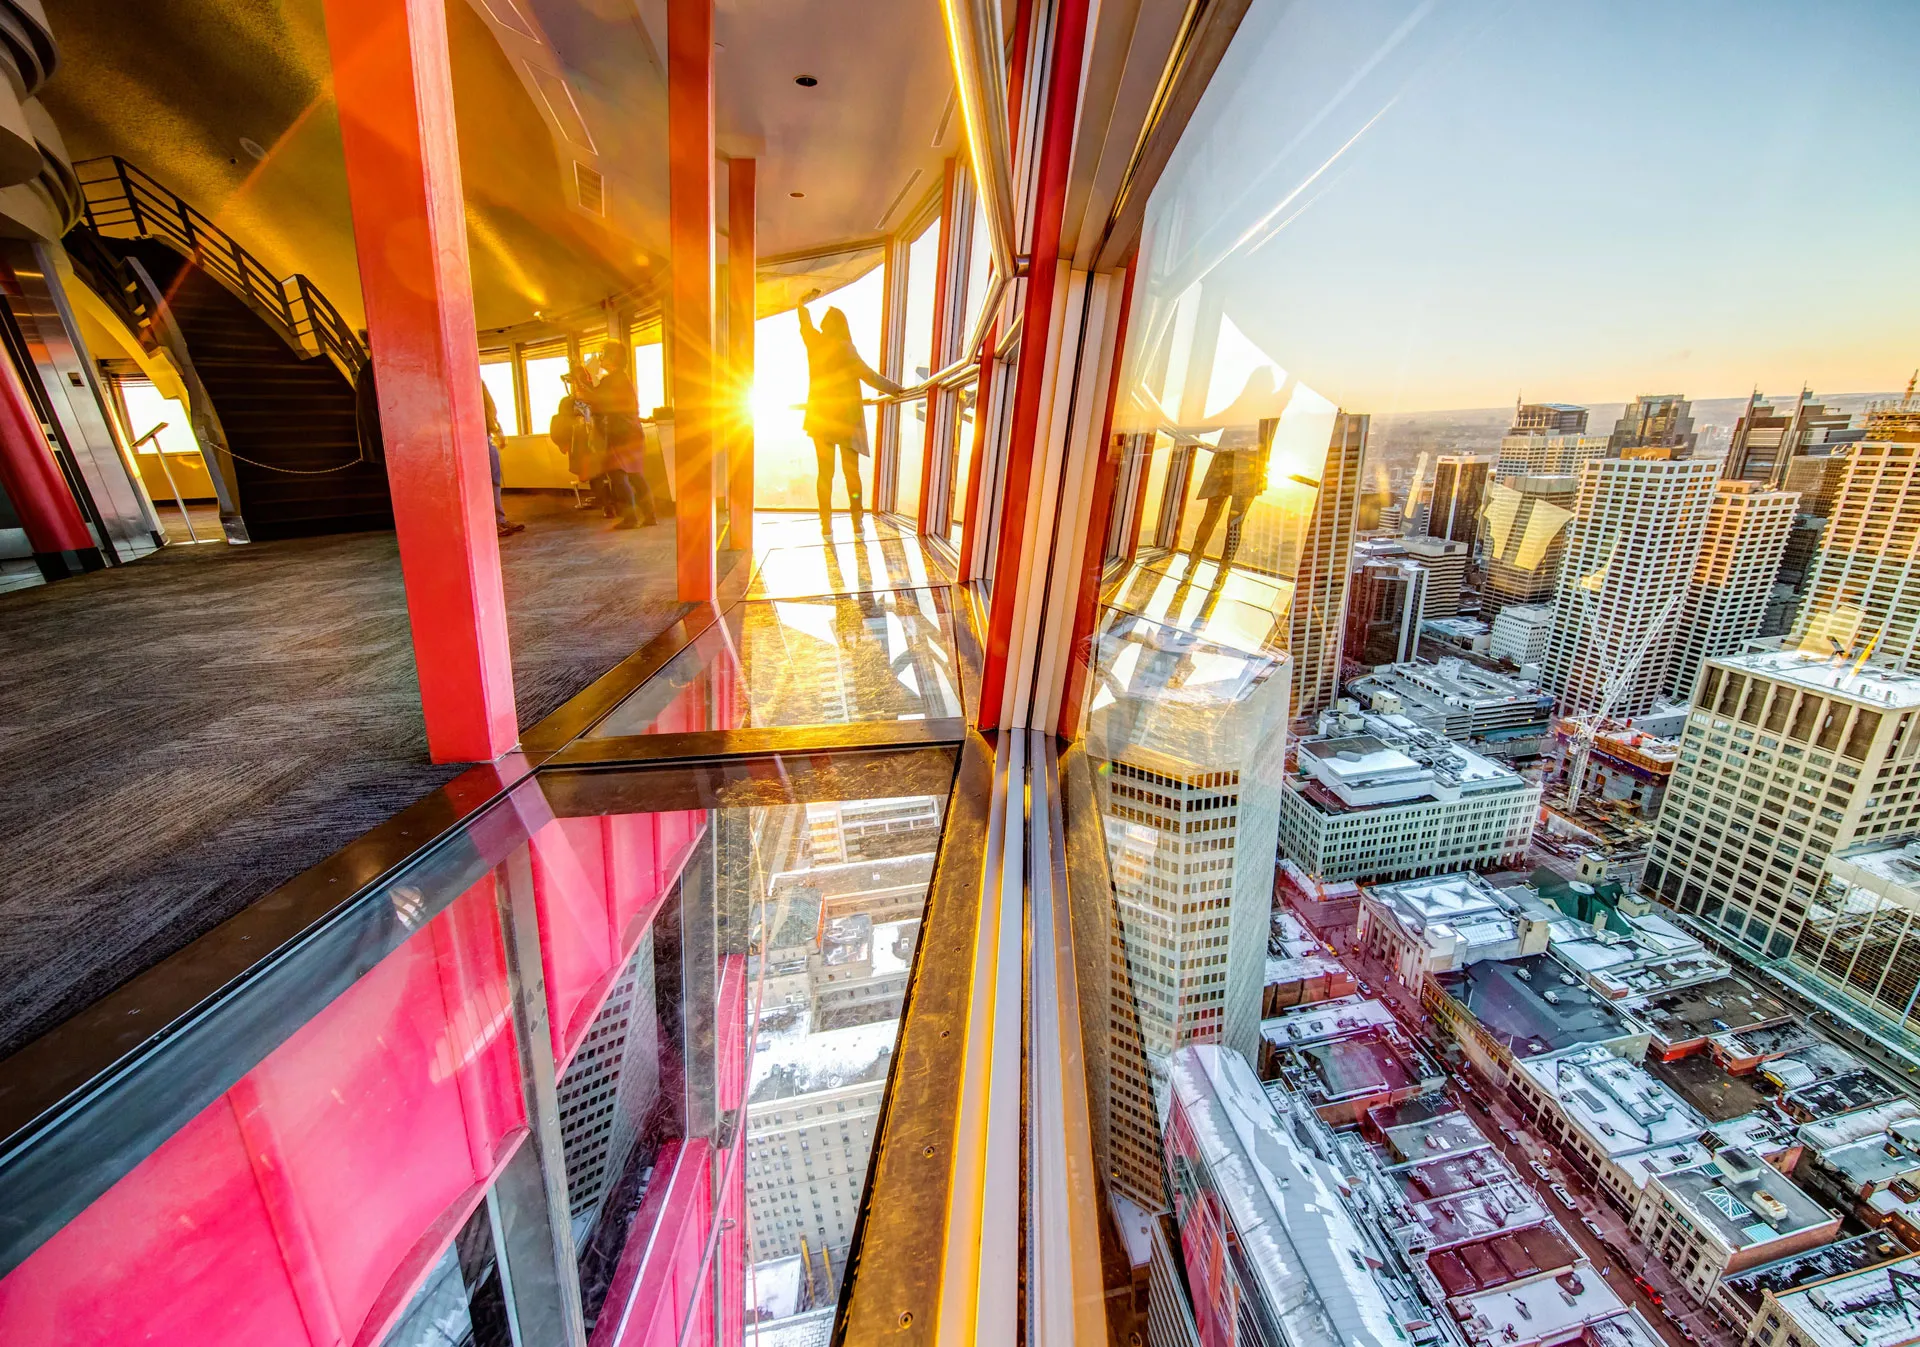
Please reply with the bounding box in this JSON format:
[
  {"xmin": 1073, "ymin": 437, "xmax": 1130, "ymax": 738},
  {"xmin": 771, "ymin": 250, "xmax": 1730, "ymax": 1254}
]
[{"xmin": 0, "ymin": 491, "xmax": 687, "ymax": 1058}]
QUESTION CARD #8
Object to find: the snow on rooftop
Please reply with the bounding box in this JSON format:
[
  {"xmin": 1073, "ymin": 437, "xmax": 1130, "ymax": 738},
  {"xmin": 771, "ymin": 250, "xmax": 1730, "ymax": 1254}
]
[
  {"xmin": 1110, "ymin": 1191, "xmax": 1156, "ymax": 1269},
  {"xmin": 1800, "ymin": 1099, "xmax": 1920, "ymax": 1155},
  {"xmin": 1451, "ymin": 1262, "xmax": 1625, "ymax": 1347},
  {"xmin": 1775, "ymin": 1257, "xmax": 1920, "ymax": 1347},
  {"xmin": 1712, "ymin": 651, "xmax": 1920, "ymax": 708},
  {"xmin": 1167, "ymin": 1045, "xmax": 1412, "ymax": 1347},
  {"xmin": 1517, "ymin": 1044, "xmax": 1705, "ymax": 1158},
  {"xmin": 870, "ymin": 919, "xmax": 915, "ymax": 978},
  {"xmin": 751, "ymin": 1015, "xmax": 897, "ymax": 1103}
]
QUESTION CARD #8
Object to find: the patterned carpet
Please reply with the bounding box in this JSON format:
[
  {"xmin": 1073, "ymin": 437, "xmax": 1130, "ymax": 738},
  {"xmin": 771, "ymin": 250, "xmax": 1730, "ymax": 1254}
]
[{"xmin": 0, "ymin": 491, "xmax": 687, "ymax": 1058}]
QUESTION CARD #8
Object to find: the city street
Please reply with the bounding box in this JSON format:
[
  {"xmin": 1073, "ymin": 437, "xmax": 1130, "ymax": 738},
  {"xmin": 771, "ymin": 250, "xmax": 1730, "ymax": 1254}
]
[{"xmin": 1327, "ymin": 931, "xmax": 1738, "ymax": 1347}]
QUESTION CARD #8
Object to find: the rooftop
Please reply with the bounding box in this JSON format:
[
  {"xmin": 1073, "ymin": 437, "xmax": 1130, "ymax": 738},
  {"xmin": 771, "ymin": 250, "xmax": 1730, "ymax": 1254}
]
[
  {"xmin": 1624, "ymin": 975, "xmax": 1794, "ymax": 1052},
  {"xmin": 1719, "ymin": 1232, "xmax": 1910, "ymax": 1316},
  {"xmin": 1446, "ymin": 955, "xmax": 1641, "ymax": 1059},
  {"xmin": 1273, "ymin": 1031, "xmax": 1442, "ymax": 1110},
  {"xmin": 1814, "ymin": 1129, "xmax": 1920, "ymax": 1192},
  {"xmin": 1657, "ymin": 1149, "xmax": 1837, "ymax": 1250},
  {"xmin": 1516, "ymin": 1043, "xmax": 1706, "ymax": 1158},
  {"xmin": 1427, "ymin": 1225, "xmax": 1579, "ymax": 1297},
  {"xmin": 1395, "ymin": 1147, "xmax": 1525, "ymax": 1202},
  {"xmin": 1774, "ymin": 1256, "xmax": 1920, "ymax": 1347},
  {"xmin": 1708, "ymin": 650, "xmax": 1920, "ymax": 710},
  {"xmin": 1829, "ymin": 835, "xmax": 1920, "ymax": 897},
  {"xmin": 1644, "ymin": 1052, "xmax": 1772, "ymax": 1124},
  {"xmin": 1448, "ymin": 1262, "xmax": 1625, "ymax": 1347},
  {"xmin": 1786, "ymin": 1070, "xmax": 1900, "ymax": 1122},
  {"xmin": 1263, "ymin": 997, "xmax": 1399, "ymax": 1048},
  {"xmin": 1380, "ymin": 1109, "xmax": 1494, "ymax": 1165},
  {"xmin": 1764, "ymin": 1042, "xmax": 1868, "ymax": 1093},
  {"xmin": 1408, "ymin": 1178, "xmax": 1549, "ymax": 1250},
  {"xmin": 1801, "ymin": 1100, "xmax": 1920, "ymax": 1156},
  {"xmin": 1166, "ymin": 1046, "xmax": 1413, "ymax": 1347}
]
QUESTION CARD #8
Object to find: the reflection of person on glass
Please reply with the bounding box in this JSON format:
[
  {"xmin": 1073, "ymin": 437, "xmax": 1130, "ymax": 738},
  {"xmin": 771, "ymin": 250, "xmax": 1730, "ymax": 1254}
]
[
  {"xmin": 798, "ymin": 288, "xmax": 903, "ymax": 538},
  {"xmin": 1183, "ymin": 368, "xmax": 1296, "ymax": 574},
  {"xmin": 576, "ymin": 343, "xmax": 659, "ymax": 529}
]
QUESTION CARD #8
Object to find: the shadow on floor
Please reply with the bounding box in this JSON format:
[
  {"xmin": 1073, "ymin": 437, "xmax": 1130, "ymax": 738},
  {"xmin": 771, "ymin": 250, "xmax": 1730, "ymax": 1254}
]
[{"xmin": 0, "ymin": 490, "xmax": 687, "ymax": 1057}]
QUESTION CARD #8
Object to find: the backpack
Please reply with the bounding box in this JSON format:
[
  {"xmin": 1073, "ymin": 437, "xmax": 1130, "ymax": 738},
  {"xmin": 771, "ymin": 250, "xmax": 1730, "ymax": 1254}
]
[{"xmin": 549, "ymin": 397, "xmax": 603, "ymax": 478}]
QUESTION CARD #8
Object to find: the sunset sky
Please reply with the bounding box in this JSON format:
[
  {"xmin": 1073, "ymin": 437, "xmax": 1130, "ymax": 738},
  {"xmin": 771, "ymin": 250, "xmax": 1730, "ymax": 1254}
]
[{"xmin": 1134, "ymin": 0, "xmax": 1920, "ymax": 418}]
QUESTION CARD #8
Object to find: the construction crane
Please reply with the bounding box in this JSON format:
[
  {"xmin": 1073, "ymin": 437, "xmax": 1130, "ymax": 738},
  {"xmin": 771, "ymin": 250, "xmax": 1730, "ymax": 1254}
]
[{"xmin": 1559, "ymin": 568, "xmax": 1690, "ymax": 813}]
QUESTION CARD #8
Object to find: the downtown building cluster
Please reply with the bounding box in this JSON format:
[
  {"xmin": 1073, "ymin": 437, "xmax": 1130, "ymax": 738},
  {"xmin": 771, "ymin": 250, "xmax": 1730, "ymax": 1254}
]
[{"xmin": 1123, "ymin": 381, "xmax": 1920, "ymax": 1347}]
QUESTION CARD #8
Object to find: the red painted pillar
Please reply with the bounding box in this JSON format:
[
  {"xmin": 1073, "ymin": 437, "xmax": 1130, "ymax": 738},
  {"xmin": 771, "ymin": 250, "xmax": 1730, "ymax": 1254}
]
[
  {"xmin": 668, "ymin": 0, "xmax": 717, "ymax": 602},
  {"xmin": 321, "ymin": 0, "xmax": 517, "ymax": 763},
  {"xmin": 727, "ymin": 157, "xmax": 756, "ymax": 560},
  {"xmin": 976, "ymin": 0, "xmax": 1092, "ymax": 729},
  {"xmin": 0, "ymin": 346, "xmax": 98, "ymax": 576}
]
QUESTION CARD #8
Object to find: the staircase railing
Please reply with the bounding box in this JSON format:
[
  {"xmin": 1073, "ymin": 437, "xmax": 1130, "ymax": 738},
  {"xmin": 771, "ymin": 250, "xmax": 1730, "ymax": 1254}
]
[{"xmin": 71, "ymin": 156, "xmax": 366, "ymax": 380}]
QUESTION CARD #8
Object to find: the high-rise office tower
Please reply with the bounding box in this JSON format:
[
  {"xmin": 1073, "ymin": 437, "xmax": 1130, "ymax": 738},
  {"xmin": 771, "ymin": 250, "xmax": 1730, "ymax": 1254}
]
[
  {"xmin": 1647, "ymin": 650, "xmax": 1920, "ymax": 959},
  {"xmin": 1610, "ymin": 393, "xmax": 1698, "ymax": 453},
  {"xmin": 1426, "ymin": 454, "xmax": 1491, "ymax": 552},
  {"xmin": 1791, "ymin": 426, "xmax": 1920, "ymax": 671},
  {"xmin": 1725, "ymin": 389, "xmax": 1851, "ymax": 485},
  {"xmin": 1344, "ymin": 557, "xmax": 1429, "ymax": 667},
  {"xmin": 1086, "ymin": 629, "xmax": 1291, "ymax": 1209},
  {"xmin": 1480, "ymin": 473, "xmax": 1576, "ymax": 613},
  {"xmin": 1496, "ymin": 401, "xmax": 1611, "ymax": 478},
  {"xmin": 1667, "ymin": 481, "xmax": 1799, "ymax": 699},
  {"xmin": 1543, "ymin": 452, "xmax": 1719, "ymax": 716},
  {"xmin": 1283, "ymin": 412, "xmax": 1365, "ymax": 718},
  {"xmin": 1513, "ymin": 401, "xmax": 1590, "ymax": 434},
  {"xmin": 1404, "ymin": 534, "xmax": 1467, "ymax": 619}
]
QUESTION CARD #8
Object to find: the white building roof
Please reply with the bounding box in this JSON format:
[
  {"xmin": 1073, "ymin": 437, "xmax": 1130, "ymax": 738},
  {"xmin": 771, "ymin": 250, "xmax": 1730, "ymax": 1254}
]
[
  {"xmin": 1709, "ymin": 651, "xmax": 1920, "ymax": 709},
  {"xmin": 1167, "ymin": 1046, "xmax": 1414, "ymax": 1347},
  {"xmin": 1450, "ymin": 1262, "xmax": 1626, "ymax": 1347},
  {"xmin": 1800, "ymin": 1099, "xmax": 1920, "ymax": 1155},
  {"xmin": 1262, "ymin": 997, "xmax": 1399, "ymax": 1048},
  {"xmin": 1517, "ymin": 1044, "xmax": 1707, "ymax": 1159},
  {"xmin": 1775, "ymin": 1257, "xmax": 1920, "ymax": 1347}
]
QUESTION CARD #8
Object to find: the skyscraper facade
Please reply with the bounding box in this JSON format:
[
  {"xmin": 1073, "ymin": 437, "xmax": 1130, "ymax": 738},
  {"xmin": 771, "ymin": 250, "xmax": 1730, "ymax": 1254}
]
[
  {"xmin": 1543, "ymin": 452, "xmax": 1719, "ymax": 716},
  {"xmin": 1497, "ymin": 402, "xmax": 1609, "ymax": 478},
  {"xmin": 1610, "ymin": 393, "xmax": 1698, "ymax": 453},
  {"xmin": 1646, "ymin": 650, "xmax": 1920, "ymax": 959},
  {"xmin": 1792, "ymin": 430, "xmax": 1920, "ymax": 671},
  {"xmin": 1480, "ymin": 473, "xmax": 1576, "ymax": 613},
  {"xmin": 1668, "ymin": 481, "xmax": 1799, "ymax": 699},
  {"xmin": 1425, "ymin": 454, "xmax": 1491, "ymax": 552},
  {"xmin": 1404, "ymin": 534, "xmax": 1468, "ymax": 620},
  {"xmin": 1725, "ymin": 389, "xmax": 1852, "ymax": 485},
  {"xmin": 1087, "ymin": 627, "xmax": 1291, "ymax": 1209},
  {"xmin": 1284, "ymin": 412, "xmax": 1365, "ymax": 718},
  {"xmin": 1344, "ymin": 557, "xmax": 1429, "ymax": 667}
]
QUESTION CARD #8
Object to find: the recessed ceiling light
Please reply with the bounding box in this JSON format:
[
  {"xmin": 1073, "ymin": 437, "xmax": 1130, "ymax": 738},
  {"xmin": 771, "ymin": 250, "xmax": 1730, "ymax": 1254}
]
[
  {"xmin": 794, "ymin": 75, "xmax": 817, "ymax": 87},
  {"xmin": 790, "ymin": 191, "xmax": 805, "ymax": 199}
]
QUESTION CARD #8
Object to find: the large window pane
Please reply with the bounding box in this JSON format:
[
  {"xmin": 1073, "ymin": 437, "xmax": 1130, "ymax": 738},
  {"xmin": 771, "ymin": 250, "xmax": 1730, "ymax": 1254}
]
[
  {"xmin": 894, "ymin": 218, "xmax": 941, "ymax": 521},
  {"xmin": 754, "ymin": 265, "xmax": 888, "ymax": 514}
]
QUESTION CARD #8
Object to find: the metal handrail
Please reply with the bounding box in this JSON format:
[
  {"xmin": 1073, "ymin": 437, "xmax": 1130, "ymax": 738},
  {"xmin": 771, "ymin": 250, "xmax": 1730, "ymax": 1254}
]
[{"xmin": 71, "ymin": 156, "xmax": 366, "ymax": 380}]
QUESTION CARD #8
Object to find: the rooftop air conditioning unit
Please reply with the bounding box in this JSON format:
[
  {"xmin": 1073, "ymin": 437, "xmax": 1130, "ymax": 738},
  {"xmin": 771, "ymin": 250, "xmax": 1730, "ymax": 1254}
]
[
  {"xmin": 1544, "ymin": 991, "xmax": 1560, "ymax": 1004},
  {"xmin": 1516, "ymin": 968, "xmax": 1533, "ymax": 981}
]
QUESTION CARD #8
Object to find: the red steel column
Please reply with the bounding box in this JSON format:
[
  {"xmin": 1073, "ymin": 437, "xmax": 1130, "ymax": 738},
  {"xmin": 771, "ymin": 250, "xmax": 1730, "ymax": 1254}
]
[
  {"xmin": 668, "ymin": 0, "xmax": 717, "ymax": 602},
  {"xmin": 1057, "ymin": 254, "xmax": 1137, "ymax": 740},
  {"xmin": 0, "ymin": 347, "xmax": 95, "ymax": 573},
  {"xmin": 727, "ymin": 157, "xmax": 756, "ymax": 559},
  {"xmin": 976, "ymin": 0, "xmax": 1092, "ymax": 730},
  {"xmin": 322, "ymin": 0, "xmax": 516, "ymax": 763}
]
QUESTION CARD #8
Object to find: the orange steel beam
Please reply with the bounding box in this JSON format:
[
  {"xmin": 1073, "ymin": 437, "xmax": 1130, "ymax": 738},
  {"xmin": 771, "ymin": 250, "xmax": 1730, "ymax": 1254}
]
[
  {"xmin": 668, "ymin": 0, "xmax": 717, "ymax": 601},
  {"xmin": 727, "ymin": 157, "xmax": 756, "ymax": 558},
  {"xmin": 322, "ymin": 0, "xmax": 517, "ymax": 763}
]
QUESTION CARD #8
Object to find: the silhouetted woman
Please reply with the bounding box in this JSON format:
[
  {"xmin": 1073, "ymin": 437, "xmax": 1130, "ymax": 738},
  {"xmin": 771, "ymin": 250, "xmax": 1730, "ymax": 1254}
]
[{"xmin": 798, "ymin": 290, "xmax": 902, "ymax": 536}]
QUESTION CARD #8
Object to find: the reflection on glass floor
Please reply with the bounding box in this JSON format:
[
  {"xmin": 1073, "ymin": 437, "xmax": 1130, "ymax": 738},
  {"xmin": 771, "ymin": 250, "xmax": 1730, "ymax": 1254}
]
[
  {"xmin": 1104, "ymin": 551, "xmax": 1291, "ymax": 656},
  {"xmin": 750, "ymin": 512, "xmax": 955, "ymax": 599},
  {"xmin": 590, "ymin": 587, "xmax": 964, "ymax": 736},
  {"xmin": 5, "ymin": 751, "xmax": 957, "ymax": 1347}
]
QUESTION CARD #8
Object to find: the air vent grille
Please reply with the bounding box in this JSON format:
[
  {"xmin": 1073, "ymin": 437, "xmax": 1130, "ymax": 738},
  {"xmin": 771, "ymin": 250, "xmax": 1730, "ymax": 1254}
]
[{"xmin": 576, "ymin": 162, "xmax": 605, "ymax": 216}]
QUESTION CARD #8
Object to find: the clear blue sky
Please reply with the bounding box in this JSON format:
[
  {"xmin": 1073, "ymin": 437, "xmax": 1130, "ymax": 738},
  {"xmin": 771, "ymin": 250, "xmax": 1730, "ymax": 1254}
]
[{"xmin": 1142, "ymin": 0, "xmax": 1920, "ymax": 415}]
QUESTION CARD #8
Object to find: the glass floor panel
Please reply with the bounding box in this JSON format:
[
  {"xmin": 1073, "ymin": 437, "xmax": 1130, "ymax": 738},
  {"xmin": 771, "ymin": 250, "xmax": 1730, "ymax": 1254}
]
[
  {"xmin": 5, "ymin": 748, "xmax": 960, "ymax": 1347},
  {"xmin": 749, "ymin": 537, "xmax": 956, "ymax": 600},
  {"xmin": 1102, "ymin": 552, "xmax": 1289, "ymax": 657},
  {"xmin": 588, "ymin": 587, "xmax": 965, "ymax": 736}
]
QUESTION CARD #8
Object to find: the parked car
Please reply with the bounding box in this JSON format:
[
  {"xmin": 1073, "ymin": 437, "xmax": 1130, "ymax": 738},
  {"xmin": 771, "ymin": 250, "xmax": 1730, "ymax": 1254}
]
[
  {"xmin": 1550, "ymin": 1183, "xmax": 1576, "ymax": 1207},
  {"xmin": 1530, "ymin": 1161, "xmax": 1552, "ymax": 1180},
  {"xmin": 1583, "ymin": 1218, "xmax": 1605, "ymax": 1239},
  {"xmin": 1501, "ymin": 1127, "xmax": 1522, "ymax": 1145},
  {"xmin": 1632, "ymin": 1275, "xmax": 1664, "ymax": 1307}
]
